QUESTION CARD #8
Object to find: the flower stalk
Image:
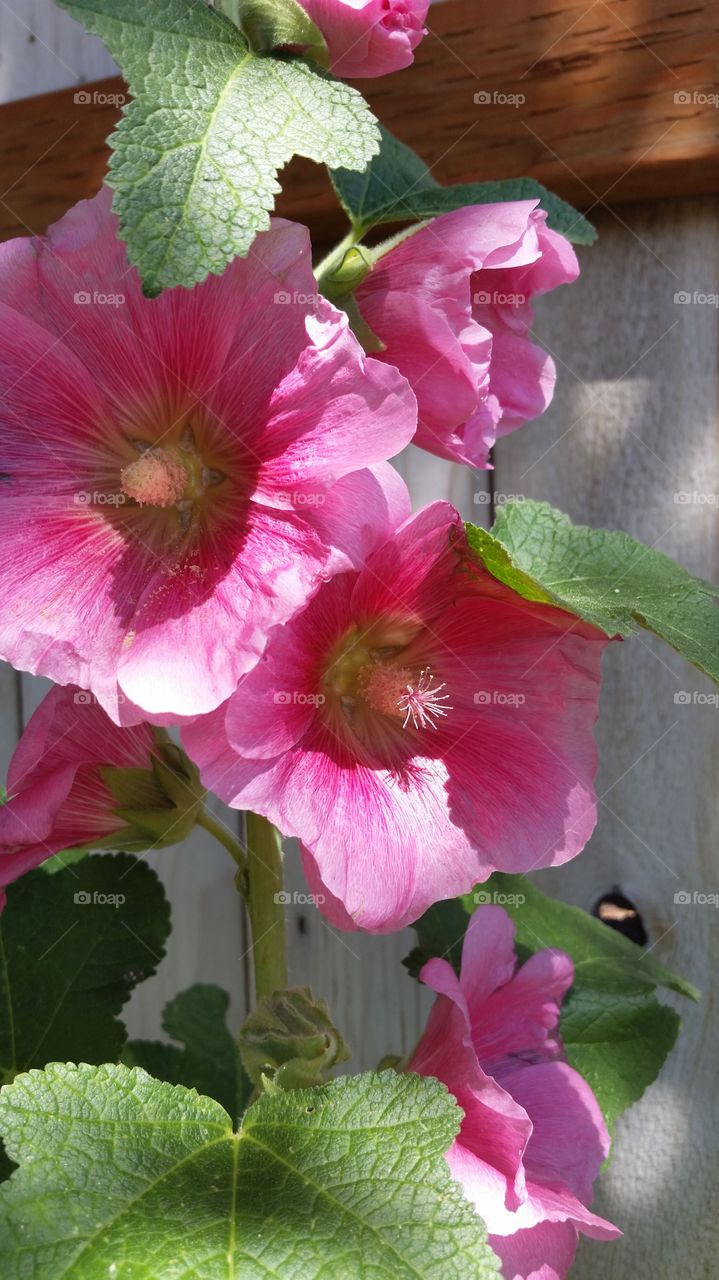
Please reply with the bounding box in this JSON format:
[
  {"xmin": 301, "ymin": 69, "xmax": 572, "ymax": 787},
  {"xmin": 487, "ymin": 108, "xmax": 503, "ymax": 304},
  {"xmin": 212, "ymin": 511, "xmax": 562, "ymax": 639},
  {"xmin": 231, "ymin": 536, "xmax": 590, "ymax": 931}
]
[{"xmin": 245, "ymin": 811, "xmax": 289, "ymax": 1002}]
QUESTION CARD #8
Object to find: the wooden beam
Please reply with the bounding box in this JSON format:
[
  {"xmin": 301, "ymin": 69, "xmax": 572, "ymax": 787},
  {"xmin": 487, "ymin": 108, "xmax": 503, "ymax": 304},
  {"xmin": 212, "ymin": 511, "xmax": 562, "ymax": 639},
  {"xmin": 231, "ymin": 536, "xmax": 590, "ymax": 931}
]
[{"xmin": 1, "ymin": 0, "xmax": 717, "ymax": 245}]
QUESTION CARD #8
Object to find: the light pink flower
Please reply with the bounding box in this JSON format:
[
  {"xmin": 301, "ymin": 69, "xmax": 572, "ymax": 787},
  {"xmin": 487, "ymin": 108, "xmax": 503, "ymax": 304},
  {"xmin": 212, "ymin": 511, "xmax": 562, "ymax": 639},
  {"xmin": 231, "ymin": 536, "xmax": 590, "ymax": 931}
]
[
  {"xmin": 408, "ymin": 906, "xmax": 621, "ymax": 1279},
  {"xmin": 0, "ymin": 191, "xmax": 416, "ymax": 724},
  {"xmin": 356, "ymin": 202, "xmax": 579, "ymax": 468},
  {"xmin": 183, "ymin": 503, "xmax": 608, "ymax": 932},
  {"xmin": 0, "ymin": 683, "xmax": 204, "ymax": 903},
  {"xmin": 298, "ymin": 0, "xmax": 429, "ymax": 78}
]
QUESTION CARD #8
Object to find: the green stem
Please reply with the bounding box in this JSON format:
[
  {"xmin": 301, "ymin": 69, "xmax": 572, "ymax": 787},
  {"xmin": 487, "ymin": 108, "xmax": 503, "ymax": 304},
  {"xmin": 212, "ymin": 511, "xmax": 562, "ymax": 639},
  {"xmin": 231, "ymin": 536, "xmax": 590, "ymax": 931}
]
[
  {"xmin": 314, "ymin": 227, "xmax": 363, "ymax": 295},
  {"xmin": 197, "ymin": 809, "xmax": 248, "ymax": 893},
  {"xmin": 245, "ymin": 811, "xmax": 288, "ymax": 1002}
]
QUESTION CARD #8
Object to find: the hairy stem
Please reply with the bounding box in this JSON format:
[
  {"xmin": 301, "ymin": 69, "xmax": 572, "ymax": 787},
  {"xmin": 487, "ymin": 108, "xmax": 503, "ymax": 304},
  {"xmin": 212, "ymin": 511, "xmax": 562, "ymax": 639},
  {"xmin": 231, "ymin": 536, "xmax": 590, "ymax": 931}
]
[{"xmin": 245, "ymin": 811, "xmax": 288, "ymax": 1002}]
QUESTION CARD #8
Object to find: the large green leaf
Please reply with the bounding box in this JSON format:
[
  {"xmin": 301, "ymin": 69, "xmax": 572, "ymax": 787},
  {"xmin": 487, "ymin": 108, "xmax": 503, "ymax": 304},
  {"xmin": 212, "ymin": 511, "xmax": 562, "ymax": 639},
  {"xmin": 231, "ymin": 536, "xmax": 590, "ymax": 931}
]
[
  {"xmin": 60, "ymin": 0, "xmax": 379, "ymax": 293},
  {"xmin": 0, "ymin": 1064, "xmax": 500, "ymax": 1279},
  {"xmin": 0, "ymin": 854, "xmax": 170, "ymax": 1085},
  {"xmin": 330, "ymin": 125, "xmax": 596, "ymax": 244},
  {"xmin": 123, "ymin": 983, "xmax": 252, "ymax": 1119},
  {"xmin": 468, "ymin": 500, "xmax": 719, "ymax": 683},
  {"xmin": 407, "ymin": 873, "xmax": 696, "ymax": 1131}
]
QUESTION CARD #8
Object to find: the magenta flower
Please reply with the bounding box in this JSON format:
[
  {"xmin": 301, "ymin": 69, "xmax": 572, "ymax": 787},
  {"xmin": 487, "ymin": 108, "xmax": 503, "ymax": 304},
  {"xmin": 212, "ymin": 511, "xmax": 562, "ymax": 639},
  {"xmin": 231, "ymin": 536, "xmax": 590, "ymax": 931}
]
[
  {"xmin": 0, "ymin": 191, "xmax": 416, "ymax": 723},
  {"xmin": 298, "ymin": 0, "xmax": 429, "ymax": 78},
  {"xmin": 0, "ymin": 684, "xmax": 204, "ymax": 904},
  {"xmin": 407, "ymin": 906, "xmax": 621, "ymax": 1279},
  {"xmin": 356, "ymin": 202, "xmax": 579, "ymax": 468},
  {"xmin": 184, "ymin": 503, "xmax": 608, "ymax": 932}
]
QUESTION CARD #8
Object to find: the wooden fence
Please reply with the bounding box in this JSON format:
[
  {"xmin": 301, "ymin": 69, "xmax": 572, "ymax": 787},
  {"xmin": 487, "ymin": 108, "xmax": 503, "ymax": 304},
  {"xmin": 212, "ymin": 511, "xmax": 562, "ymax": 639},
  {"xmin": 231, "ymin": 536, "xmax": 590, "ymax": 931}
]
[{"xmin": 0, "ymin": 2, "xmax": 717, "ymax": 1275}]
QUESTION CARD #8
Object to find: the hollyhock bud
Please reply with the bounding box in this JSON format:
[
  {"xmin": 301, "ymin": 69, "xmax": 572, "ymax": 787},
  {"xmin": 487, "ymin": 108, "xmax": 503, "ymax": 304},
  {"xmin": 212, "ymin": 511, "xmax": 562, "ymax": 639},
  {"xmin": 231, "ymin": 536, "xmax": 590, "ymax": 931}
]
[
  {"xmin": 356, "ymin": 201, "xmax": 579, "ymax": 468},
  {"xmin": 184, "ymin": 502, "xmax": 609, "ymax": 932},
  {"xmin": 297, "ymin": 0, "xmax": 429, "ymax": 79},
  {"xmin": 0, "ymin": 684, "xmax": 205, "ymax": 900},
  {"xmin": 0, "ymin": 190, "xmax": 416, "ymax": 724},
  {"xmin": 407, "ymin": 906, "xmax": 621, "ymax": 1279}
]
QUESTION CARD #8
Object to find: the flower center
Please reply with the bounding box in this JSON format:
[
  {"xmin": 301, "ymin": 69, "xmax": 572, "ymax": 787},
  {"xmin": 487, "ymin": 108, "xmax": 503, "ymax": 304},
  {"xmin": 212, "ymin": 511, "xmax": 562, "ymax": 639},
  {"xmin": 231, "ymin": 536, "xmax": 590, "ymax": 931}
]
[
  {"xmin": 359, "ymin": 662, "xmax": 452, "ymax": 730},
  {"xmin": 120, "ymin": 451, "xmax": 187, "ymax": 508},
  {"xmin": 322, "ymin": 628, "xmax": 452, "ymax": 734},
  {"xmin": 119, "ymin": 428, "xmax": 227, "ymax": 530}
]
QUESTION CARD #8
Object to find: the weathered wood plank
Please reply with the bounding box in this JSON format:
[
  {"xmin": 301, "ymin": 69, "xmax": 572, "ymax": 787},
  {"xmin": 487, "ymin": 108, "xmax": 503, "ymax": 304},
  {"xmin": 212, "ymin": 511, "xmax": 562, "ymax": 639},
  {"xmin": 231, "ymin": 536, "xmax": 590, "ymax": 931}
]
[
  {"xmin": 493, "ymin": 195, "xmax": 719, "ymax": 1279},
  {"xmin": 2, "ymin": 0, "xmax": 719, "ymax": 245}
]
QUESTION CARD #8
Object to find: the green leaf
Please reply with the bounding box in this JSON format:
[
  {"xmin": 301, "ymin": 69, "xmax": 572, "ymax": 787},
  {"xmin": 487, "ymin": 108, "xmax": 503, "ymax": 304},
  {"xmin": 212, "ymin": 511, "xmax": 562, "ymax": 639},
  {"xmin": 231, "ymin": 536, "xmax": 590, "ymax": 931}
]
[
  {"xmin": 122, "ymin": 983, "xmax": 252, "ymax": 1119},
  {"xmin": 330, "ymin": 125, "xmax": 596, "ymax": 245},
  {"xmin": 59, "ymin": 0, "xmax": 380, "ymax": 293},
  {"xmin": 403, "ymin": 898, "xmax": 468, "ymax": 979},
  {"xmin": 0, "ymin": 854, "xmax": 170, "ymax": 1085},
  {"xmin": 474, "ymin": 873, "xmax": 698, "ymax": 1002},
  {"xmin": 468, "ymin": 500, "xmax": 719, "ymax": 683},
  {"xmin": 0, "ymin": 1064, "xmax": 501, "ymax": 1279},
  {"xmin": 234, "ymin": 0, "xmax": 329, "ymax": 65},
  {"xmin": 558, "ymin": 980, "xmax": 679, "ymax": 1131},
  {"xmin": 408, "ymin": 874, "xmax": 696, "ymax": 1131}
]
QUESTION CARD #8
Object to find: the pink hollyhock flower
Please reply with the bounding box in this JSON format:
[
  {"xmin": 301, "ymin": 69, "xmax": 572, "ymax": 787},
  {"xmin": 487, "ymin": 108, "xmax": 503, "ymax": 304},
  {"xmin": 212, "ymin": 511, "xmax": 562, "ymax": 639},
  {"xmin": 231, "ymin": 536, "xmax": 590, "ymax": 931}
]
[
  {"xmin": 356, "ymin": 201, "xmax": 579, "ymax": 468},
  {"xmin": 407, "ymin": 906, "xmax": 621, "ymax": 1278},
  {"xmin": 298, "ymin": 0, "xmax": 429, "ymax": 78},
  {"xmin": 0, "ymin": 683, "xmax": 205, "ymax": 904},
  {"xmin": 0, "ymin": 191, "xmax": 416, "ymax": 724},
  {"xmin": 183, "ymin": 502, "xmax": 608, "ymax": 932}
]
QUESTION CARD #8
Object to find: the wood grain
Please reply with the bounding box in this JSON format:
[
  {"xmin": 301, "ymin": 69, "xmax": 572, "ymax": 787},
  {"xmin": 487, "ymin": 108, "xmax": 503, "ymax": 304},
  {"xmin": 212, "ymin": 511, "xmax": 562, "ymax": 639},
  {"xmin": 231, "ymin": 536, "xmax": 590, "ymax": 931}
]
[
  {"xmin": 1, "ymin": 0, "xmax": 718, "ymax": 245},
  {"xmin": 493, "ymin": 196, "xmax": 719, "ymax": 1279}
]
